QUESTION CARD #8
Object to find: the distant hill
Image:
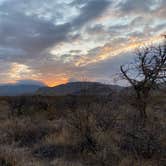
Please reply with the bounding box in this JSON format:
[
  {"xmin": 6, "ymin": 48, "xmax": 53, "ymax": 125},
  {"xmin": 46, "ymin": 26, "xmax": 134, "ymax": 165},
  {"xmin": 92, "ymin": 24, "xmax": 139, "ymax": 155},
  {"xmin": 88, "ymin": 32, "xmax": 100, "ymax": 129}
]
[
  {"xmin": 0, "ymin": 84, "xmax": 45, "ymax": 96},
  {"xmin": 36, "ymin": 82, "xmax": 123, "ymax": 96}
]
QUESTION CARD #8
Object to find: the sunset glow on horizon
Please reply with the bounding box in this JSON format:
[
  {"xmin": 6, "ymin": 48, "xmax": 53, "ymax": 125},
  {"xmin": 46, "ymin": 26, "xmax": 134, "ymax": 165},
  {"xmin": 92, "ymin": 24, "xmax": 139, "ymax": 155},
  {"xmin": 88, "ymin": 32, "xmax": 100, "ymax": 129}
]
[
  {"xmin": 0, "ymin": 0, "xmax": 165, "ymax": 86},
  {"xmin": 44, "ymin": 78, "xmax": 69, "ymax": 87}
]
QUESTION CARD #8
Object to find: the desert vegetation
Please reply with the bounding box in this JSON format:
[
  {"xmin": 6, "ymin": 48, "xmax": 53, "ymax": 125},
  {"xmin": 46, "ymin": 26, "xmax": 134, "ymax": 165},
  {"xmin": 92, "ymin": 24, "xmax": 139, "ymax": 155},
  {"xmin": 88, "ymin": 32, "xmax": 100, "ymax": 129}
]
[{"xmin": 0, "ymin": 89, "xmax": 165, "ymax": 166}]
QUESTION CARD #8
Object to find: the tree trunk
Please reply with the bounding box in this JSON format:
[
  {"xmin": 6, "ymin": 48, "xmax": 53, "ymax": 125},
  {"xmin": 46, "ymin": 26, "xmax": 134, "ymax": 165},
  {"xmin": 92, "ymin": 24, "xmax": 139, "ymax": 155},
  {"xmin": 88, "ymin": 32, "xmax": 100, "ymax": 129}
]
[{"xmin": 136, "ymin": 92, "xmax": 148, "ymax": 127}]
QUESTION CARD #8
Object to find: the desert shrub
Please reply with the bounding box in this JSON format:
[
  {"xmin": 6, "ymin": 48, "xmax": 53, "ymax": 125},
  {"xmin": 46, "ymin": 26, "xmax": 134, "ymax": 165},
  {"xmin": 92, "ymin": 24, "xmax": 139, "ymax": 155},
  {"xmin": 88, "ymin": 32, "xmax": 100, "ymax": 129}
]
[
  {"xmin": 6, "ymin": 96, "xmax": 50, "ymax": 116},
  {"xmin": 120, "ymin": 114, "xmax": 164, "ymax": 160},
  {"xmin": 90, "ymin": 102, "xmax": 119, "ymax": 132},
  {"xmin": 0, "ymin": 159, "xmax": 12, "ymax": 166},
  {"xmin": 33, "ymin": 144, "xmax": 78, "ymax": 160},
  {"xmin": 120, "ymin": 106, "xmax": 165, "ymax": 158},
  {"xmin": 67, "ymin": 106, "xmax": 97, "ymax": 154},
  {"xmin": 0, "ymin": 145, "xmax": 44, "ymax": 166},
  {"xmin": 66, "ymin": 99, "xmax": 121, "ymax": 166},
  {"xmin": 2, "ymin": 118, "xmax": 53, "ymax": 146},
  {"xmin": 83, "ymin": 148, "xmax": 119, "ymax": 166},
  {"xmin": 120, "ymin": 128, "xmax": 161, "ymax": 158},
  {"xmin": 0, "ymin": 152, "xmax": 17, "ymax": 166},
  {"xmin": 83, "ymin": 133, "xmax": 120, "ymax": 166},
  {"xmin": 50, "ymin": 159, "xmax": 84, "ymax": 166}
]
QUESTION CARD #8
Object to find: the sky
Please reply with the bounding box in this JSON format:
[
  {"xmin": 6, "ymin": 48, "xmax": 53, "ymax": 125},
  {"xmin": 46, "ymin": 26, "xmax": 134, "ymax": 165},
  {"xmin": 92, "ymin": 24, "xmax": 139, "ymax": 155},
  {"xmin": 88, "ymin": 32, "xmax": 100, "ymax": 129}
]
[{"xmin": 0, "ymin": 0, "xmax": 165, "ymax": 86}]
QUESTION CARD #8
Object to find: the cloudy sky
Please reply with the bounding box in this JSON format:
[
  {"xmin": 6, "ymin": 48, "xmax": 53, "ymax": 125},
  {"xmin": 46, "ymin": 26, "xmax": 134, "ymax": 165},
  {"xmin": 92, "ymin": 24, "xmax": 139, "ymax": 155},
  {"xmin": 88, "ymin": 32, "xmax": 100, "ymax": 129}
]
[{"xmin": 0, "ymin": 0, "xmax": 165, "ymax": 86}]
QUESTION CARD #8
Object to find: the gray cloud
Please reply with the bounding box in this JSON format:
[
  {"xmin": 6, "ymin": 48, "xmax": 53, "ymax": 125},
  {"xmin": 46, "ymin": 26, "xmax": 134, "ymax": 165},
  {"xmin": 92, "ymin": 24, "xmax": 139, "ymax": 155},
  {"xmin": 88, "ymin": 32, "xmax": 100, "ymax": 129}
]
[
  {"xmin": 72, "ymin": 0, "xmax": 111, "ymax": 27},
  {"xmin": 118, "ymin": 0, "xmax": 156, "ymax": 14},
  {"xmin": 0, "ymin": 0, "xmax": 165, "ymax": 85},
  {"xmin": 86, "ymin": 24, "xmax": 105, "ymax": 34},
  {"xmin": 153, "ymin": 0, "xmax": 166, "ymax": 18},
  {"xmin": 74, "ymin": 52, "xmax": 134, "ymax": 84},
  {"xmin": 0, "ymin": 9, "xmax": 71, "ymax": 61},
  {"xmin": 0, "ymin": 0, "xmax": 111, "ymax": 63}
]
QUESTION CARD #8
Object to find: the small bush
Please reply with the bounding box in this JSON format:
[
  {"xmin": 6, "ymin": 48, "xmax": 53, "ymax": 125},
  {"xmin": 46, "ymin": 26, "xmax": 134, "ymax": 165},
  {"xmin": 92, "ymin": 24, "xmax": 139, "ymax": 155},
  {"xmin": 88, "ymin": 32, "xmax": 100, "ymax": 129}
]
[
  {"xmin": 120, "ymin": 128, "xmax": 162, "ymax": 159},
  {"xmin": 2, "ymin": 118, "xmax": 52, "ymax": 146}
]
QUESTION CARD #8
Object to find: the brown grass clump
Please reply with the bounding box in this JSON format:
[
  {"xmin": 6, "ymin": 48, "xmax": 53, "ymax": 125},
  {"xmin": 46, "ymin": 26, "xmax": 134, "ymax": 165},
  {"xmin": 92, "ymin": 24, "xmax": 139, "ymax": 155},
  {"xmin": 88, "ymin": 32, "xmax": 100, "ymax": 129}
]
[
  {"xmin": 0, "ymin": 145, "xmax": 44, "ymax": 166},
  {"xmin": 0, "ymin": 117, "xmax": 54, "ymax": 146}
]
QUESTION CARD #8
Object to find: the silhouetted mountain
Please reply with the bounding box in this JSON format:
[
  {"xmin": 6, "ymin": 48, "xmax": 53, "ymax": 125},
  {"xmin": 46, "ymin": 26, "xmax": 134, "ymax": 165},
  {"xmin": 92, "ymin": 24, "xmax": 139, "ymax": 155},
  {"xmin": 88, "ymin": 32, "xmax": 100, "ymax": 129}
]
[
  {"xmin": 36, "ymin": 82, "xmax": 123, "ymax": 96},
  {"xmin": 0, "ymin": 84, "xmax": 45, "ymax": 96}
]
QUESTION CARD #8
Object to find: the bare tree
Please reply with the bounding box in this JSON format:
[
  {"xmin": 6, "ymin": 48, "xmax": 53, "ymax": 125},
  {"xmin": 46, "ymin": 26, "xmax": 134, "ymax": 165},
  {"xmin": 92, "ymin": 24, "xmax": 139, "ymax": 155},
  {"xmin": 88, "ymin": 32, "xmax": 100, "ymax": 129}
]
[{"xmin": 120, "ymin": 36, "xmax": 166, "ymax": 123}]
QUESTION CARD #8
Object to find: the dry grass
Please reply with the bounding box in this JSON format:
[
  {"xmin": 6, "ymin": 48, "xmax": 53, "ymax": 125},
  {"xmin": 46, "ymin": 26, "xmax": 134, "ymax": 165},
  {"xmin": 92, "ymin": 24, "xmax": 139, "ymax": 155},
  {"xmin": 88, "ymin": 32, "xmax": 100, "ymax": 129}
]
[
  {"xmin": 0, "ymin": 93, "xmax": 165, "ymax": 166},
  {"xmin": 0, "ymin": 145, "xmax": 44, "ymax": 166}
]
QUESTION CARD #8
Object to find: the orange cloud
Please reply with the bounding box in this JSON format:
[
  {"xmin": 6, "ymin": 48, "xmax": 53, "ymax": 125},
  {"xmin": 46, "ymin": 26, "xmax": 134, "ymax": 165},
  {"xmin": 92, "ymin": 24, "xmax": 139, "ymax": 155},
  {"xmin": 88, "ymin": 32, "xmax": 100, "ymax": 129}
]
[{"xmin": 75, "ymin": 35, "xmax": 163, "ymax": 66}]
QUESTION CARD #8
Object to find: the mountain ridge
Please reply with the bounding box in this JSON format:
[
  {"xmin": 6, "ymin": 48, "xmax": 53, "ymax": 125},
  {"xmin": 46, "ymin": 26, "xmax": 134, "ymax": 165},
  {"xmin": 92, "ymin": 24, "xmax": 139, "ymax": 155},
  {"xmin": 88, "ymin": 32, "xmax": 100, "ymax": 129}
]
[
  {"xmin": 36, "ymin": 81, "xmax": 124, "ymax": 96},
  {"xmin": 0, "ymin": 84, "xmax": 45, "ymax": 96}
]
